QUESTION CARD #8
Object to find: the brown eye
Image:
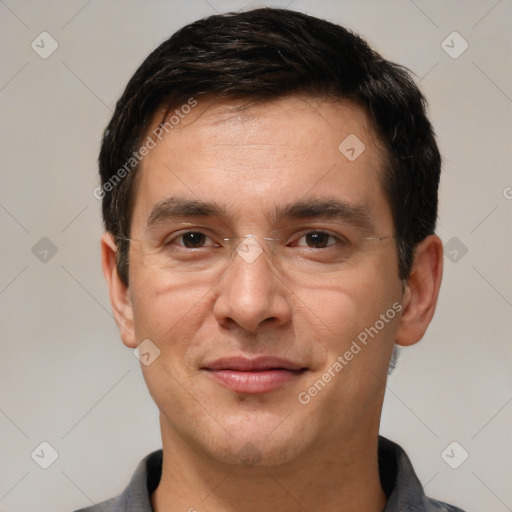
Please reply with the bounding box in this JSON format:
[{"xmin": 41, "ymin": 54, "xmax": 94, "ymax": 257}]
[
  {"xmin": 304, "ymin": 232, "xmax": 331, "ymax": 248},
  {"xmin": 181, "ymin": 232, "xmax": 207, "ymax": 248},
  {"xmin": 293, "ymin": 231, "xmax": 341, "ymax": 249}
]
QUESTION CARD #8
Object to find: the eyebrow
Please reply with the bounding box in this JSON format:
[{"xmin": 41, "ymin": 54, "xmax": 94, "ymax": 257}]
[
  {"xmin": 270, "ymin": 198, "xmax": 376, "ymax": 234},
  {"xmin": 146, "ymin": 198, "xmax": 230, "ymax": 227},
  {"xmin": 146, "ymin": 197, "xmax": 376, "ymax": 234}
]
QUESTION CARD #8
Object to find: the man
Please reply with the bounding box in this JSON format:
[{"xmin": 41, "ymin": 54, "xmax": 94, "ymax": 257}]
[{"xmin": 79, "ymin": 7, "xmax": 466, "ymax": 512}]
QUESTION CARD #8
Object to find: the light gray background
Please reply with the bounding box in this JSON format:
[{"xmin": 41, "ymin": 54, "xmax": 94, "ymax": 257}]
[{"xmin": 1, "ymin": 1, "xmax": 511, "ymax": 511}]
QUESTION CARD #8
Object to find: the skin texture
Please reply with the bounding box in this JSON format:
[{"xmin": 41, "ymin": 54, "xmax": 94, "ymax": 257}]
[{"xmin": 102, "ymin": 95, "xmax": 443, "ymax": 512}]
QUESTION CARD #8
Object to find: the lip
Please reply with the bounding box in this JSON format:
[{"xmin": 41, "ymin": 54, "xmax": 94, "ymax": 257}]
[{"xmin": 202, "ymin": 356, "xmax": 307, "ymax": 394}]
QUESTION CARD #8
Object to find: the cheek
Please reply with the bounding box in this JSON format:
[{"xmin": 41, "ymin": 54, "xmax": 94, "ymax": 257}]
[
  {"xmin": 129, "ymin": 266, "xmax": 214, "ymax": 350},
  {"xmin": 299, "ymin": 283, "xmax": 400, "ymax": 409},
  {"xmin": 129, "ymin": 274, "xmax": 215, "ymax": 406},
  {"xmin": 297, "ymin": 262, "xmax": 401, "ymax": 370}
]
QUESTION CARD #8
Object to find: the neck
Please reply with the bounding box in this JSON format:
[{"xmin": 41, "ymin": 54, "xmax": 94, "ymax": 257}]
[{"xmin": 151, "ymin": 421, "xmax": 387, "ymax": 512}]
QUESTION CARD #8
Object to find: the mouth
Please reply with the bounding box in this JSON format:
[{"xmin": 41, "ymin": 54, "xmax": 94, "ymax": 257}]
[{"xmin": 201, "ymin": 356, "xmax": 308, "ymax": 394}]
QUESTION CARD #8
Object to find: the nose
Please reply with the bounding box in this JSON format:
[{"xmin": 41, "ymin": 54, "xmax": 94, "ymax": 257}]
[{"xmin": 213, "ymin": 237, "xmax": 292, "ymax": 334}]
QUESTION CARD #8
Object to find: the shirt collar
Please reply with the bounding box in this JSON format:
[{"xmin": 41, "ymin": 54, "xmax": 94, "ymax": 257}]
[{"xmin": 103, "ymin": 436, "xmax": 462, "ymax": 512}]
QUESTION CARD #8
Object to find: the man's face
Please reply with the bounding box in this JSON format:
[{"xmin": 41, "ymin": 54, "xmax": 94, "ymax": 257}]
[{"xmin": 126, "ymin": 96, "xmax": 405, "ymax": 465}]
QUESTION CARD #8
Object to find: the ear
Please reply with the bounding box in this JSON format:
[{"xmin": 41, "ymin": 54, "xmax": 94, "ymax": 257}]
[
  {"xmin": 101, "ymin": 232, "xmax": 137, "ymax": 348},
  {"xmin": 395, "ymin": 234, "xmax": 443, "ymax": 347}
]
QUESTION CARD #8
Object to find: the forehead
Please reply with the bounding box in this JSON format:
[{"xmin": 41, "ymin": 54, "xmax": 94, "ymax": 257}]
[
  {"xmin": 132, "ymin": 95, "xmax": 391, "ymax": 231},
  {"xmin": 151, "ymin": 95, "xmax": 381, "ymax": 157}
]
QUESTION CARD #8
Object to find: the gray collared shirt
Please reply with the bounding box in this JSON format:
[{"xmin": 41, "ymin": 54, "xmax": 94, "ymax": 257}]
[{"xmin": 73, "ymin": 436, "xmax": 466, "ymax": 512}]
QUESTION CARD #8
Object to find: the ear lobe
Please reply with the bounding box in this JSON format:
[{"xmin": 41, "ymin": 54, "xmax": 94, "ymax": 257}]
[
  {"xmin": 394, "ymin": 234, "xmax": 443, "ymax": 347},
  {"xmin": 101, "ymin": 232, "xmax": 137, "ymax": 348}
]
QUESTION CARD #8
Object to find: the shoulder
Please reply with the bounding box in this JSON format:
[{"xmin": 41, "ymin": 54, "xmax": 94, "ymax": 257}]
[
  {"xmin": 420, "ymin": 496, "xmax": 467, "ymax": 511},
  {"xmin": 72, "ymin": 496, "xmax": 117, "ymax": 512},
  {"xmin": 70, "ymin": 449, "xmax": 163, "ymax": 512},
  {"xmin": 378, "ymin": 436, "xmax": 468, "ymax": 512}
]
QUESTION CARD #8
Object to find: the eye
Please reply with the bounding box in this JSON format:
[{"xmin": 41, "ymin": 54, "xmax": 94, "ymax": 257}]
[
  {"xmin": 165, "ymin": 231, "xmax": 218, "ymax": 249},
  {"xmin": 292, "ymin": 231, "xmax": 346, "ymax": 249}
]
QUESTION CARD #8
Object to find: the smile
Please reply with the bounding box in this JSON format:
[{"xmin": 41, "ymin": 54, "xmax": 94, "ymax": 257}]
[{"xmin": 202, "ymin": 356, "xmax": 308, "ymax": 394}]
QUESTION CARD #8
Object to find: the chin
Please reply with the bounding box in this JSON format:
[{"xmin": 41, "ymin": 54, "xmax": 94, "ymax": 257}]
[
  {"xmin": 202, "ymin": 413, "xmax": 311, "ymax": 468},
  {"xmin": 211, "ymin": 438, "xmax": 306, "ymax": 468}
]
